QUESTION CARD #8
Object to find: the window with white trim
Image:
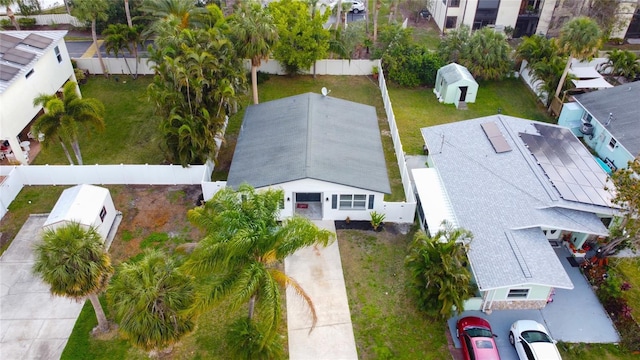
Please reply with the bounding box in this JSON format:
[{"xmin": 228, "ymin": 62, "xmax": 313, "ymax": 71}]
[
  {"xmin": 608, "ymin": 137, "xmax": 617, "ymax": 149},
  {"xmin": 339, "ymin": 194, "xmax": 367, "ymax": 210},
  {"xmin": 54, "ymin": 46, "xmax": 62, "ymax": 63},
  {"xmin": 99, "ymin": 206, "xmax": 107, "ymax": 222},
  {"xmin": 507, "ymin": 288, "xmax": 529, "ymax": 299}
]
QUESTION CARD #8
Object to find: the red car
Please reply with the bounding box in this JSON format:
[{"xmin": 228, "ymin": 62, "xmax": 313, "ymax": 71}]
[{"xmin": 456, "ymin": 316, "xmax": 501, "ymax": 360}]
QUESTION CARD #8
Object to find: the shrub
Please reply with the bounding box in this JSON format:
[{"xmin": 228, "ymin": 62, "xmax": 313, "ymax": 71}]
[
  {"xmin": 18, "ymin": 17, "xmax": 37, "ymax": 29},
  {"xmin": 0, "ymin": 19, "xmax": 12, "ymax": 28}
]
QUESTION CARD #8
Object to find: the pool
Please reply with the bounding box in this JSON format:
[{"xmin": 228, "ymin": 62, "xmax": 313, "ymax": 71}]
[{"xmin": 593, "ymin": 156, "xmax": 612, "ymax": 174}]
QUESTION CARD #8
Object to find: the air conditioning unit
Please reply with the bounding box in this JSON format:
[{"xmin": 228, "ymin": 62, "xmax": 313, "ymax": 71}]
[{"xmin": 580, "ymin": 122, "xmax": 594, "ymax": 135}]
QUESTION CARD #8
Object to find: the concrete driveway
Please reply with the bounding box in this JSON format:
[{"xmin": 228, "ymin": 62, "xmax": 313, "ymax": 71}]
[
  {"xmin": 1, "ymin": 214, "xmax": 120, "ymax": 360},
  {"xmin": 448, "ymin": 247, "xmax": 620, "ymax": 360},
  {"xmin": 0, "ymin": 215, "xmax": 84, "ymax": 360}
]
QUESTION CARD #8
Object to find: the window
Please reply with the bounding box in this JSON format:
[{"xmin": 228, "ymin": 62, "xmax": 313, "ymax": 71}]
[
  {"xmin": 99, "ymin": 206, "xmax": 107, "ymax": 222},
  {"xmin": 332, "ymin": 195, "xmax": 337, "ymax": 209},
  {"xmin": 608, "ymin": 138, "xmax": 617, "ymax": 149},
  {"xmin": 449, "ymin": 0, "xmax": 460, "ymax": 7},
  {"xmin": 25, "ymin": 69, "xmax": 34, "ymax": 78},
  {"xmin": 508, "ymin": 288, "xmax": 529, "ymax": 299},
  {"xmin": 446, "ymin": 16, "xmax": 457, "ymax": 28},
  {"xmin": 339, "ymin": 194, "xmax": 367, "ymax": 210},
  {"xmin": 581, "ymin": 112, "xmax": 592, "ymax": 123},
  {"xmin": 368, "ymin": 195, "xmax": 374, "ymax": 209},
  {"xmin": 54, "ymin": 46, "xmax": 62, "ymax": 63},
  {"xmin": 279, "ymin": 197, "xmax": 284, "ymax": 209}
]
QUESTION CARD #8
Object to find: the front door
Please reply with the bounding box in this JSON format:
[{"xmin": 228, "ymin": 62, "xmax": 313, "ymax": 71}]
[
  {"xmin": 294, "ymin": 193, "xmax": 322, "ymax": 220},
  {"xmin": 459, "ymin": 86, "xmax": 468, "ymax": 102}
]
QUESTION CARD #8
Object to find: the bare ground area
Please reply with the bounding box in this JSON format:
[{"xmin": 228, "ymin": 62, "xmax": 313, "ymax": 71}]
[{"xmin": 107, "ymin": 185, "xmax": 204, "ymax": 263}]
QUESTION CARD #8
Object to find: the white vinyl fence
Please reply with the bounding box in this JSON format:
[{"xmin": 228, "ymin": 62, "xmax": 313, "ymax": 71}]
[
  {"xmin": 377, "ymin": 60, "xmax": 417, "ymax": 223},
  {"xmin": 75, "ymin": 58, "xmax": 378, "ymax": 77},
  {"xmin": 1, "ymin": 14, "xmax": 84, "ymax": 27},
  {"xmin": 0, "ymin": 163, "xmax": 211, "ymax": 220}
]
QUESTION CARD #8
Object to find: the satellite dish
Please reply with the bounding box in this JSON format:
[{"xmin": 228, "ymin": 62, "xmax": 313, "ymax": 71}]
[{"xmin": 321, "ymin": 87, "xmax": 331, "ymax": 96}]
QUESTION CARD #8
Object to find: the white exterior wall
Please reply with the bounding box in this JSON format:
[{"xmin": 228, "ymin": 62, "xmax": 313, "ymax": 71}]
[
  {"xmin": 536, "ymin": 0, "xmax": 557, "ymax": 35},
  {"xmin": 461, "ymin": 0, "xmax": 479, "ymax": 28},
  {"xmin": 0, "ymin": 35, "xmax": 74, "ymax": 164},
  {"xmin": 495, "ymin": 0, "xmax": 519, "ymax": 29},
  {"xmin": 257, "ymin": 178, "xmax": 386, "ymax": 221}
]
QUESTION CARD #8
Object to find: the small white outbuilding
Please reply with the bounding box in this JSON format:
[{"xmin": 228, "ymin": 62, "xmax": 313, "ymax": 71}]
[
  {"xmin": 43, "ymin": 184, "xmax": 117, "ymax": 241},
  {"xmin": 434, "ymin": 63, "xmax": 478, "ymax": 106}
]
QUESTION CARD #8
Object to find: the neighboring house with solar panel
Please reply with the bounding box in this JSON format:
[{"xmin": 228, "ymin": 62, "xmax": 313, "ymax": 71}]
[
  {"xmin": 226, "ymin": 93, "xmax": 392, "ymax": 221},
  {"xmin": 0, "ymin": 31, "xmax": 76, "ymax": 165},
  {"xmin": 415, "ymin": 115, "xmax": 619, "ymax": 311},
  {"xmin": 558, "ymin": 82, "xmax": 640, "ymax": 172}
]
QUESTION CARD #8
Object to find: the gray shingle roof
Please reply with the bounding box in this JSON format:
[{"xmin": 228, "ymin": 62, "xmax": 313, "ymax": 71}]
[
  {"xmin": 574, "ymin": 82, "xmax": 640, "ymax": 156},
  {"xmin": 439, "ymin": 63, "xmax": 477, "ymax": 84},
  {"xmin": 421, "ymin": 115, "xmax": 617, "ymax": 291},
  {"xmin": 227, "ymin": 93, "xmax": 391, "ymax": 193}
]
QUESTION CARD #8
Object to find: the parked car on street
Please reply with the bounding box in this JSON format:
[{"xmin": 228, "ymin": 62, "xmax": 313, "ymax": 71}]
[
  {"xmin": 509, "ymin": 320, "xmax": 562, "ymax": 360},
  {"xmin": 328, "ymin": 0, "xmax": 366, "ymax": 13},
  {"xmin": 456, "ymin": 316, "xmax": 501, "ymax": 360}
]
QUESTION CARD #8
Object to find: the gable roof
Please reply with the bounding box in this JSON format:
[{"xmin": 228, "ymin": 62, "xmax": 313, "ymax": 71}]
[
  {"xmin": 421, "ymin": 115, "xmax": 617, "ymax": 291},
  {"xmin": 43, "ymin": 184, "xmax": 109, "ymax": 228},
  {"xmin": 227, "ymin": 93, "xmax": 391, "ymax": 193},
  {"xmin": 574, "ymin": 82, "xmax": 640, "ymax": 156},
  {"xmin": 0, "ymin": 31, "xmax": 67, "ymax": 94},
  {"xmin": 438, "ymin": 62, "xmax": 477, "ymax": 84}
]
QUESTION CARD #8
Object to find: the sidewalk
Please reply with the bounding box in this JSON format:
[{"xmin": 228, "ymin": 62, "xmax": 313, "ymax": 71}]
[{"xmin": 284, "ymin": 220, "xmax": 358, "ymax": 359}]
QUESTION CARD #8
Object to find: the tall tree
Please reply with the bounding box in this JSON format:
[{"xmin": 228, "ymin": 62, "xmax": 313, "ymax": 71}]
[
  {"xmin": 591, "ymin": 159, "xmax": 640, "ymax": 262},
  {"xmin": 229, "ymin": 1, "xmax": 278, "ymax": 105},
  {"xmin": 460, "ymin": 27, "xmax": 512, "ymax": 81},
  {"xmin": 516, "ymin": 34, "xmax": 558, "ymax": 67},
  {"xmin": 530, "ymin": 56, "xmax": 570, "ymax": 107},
  {"xmin": 140, "ymin": 0, "xmax": 206, "ymax": 37},
  {"xmin": 32, "ymin": 81, "xmax": 105, "ymax": 165},
  {"xmin": 148, "ymin": 17, "xmax": 244, "ymax": 166},
  {"xmin": 124, "ymin": 0, "xmax": 133, "ymax": 27},
  {"xmin": 184, "ymin": 185, "xmax": 334, "ymax": 339},
  {"xmin": 32, "ymin": 222, "xmax": 113, "ymax": 333},
  {"xmin": 405, "ymin": 221, "xmax": 474, "ymax": 319},
  {"xmin": 269, "ymin": 0, "xmax": 330, "ymax": 75},
  {"xmin": 0, "ymin": 0, "xmax": 20, "ymax": 29},
  {"xmin": 108, "ymin": 250, "xmax": 197, "ymax": 353},
  {"xmin": 437, "ymin": 25, "xmax": 471, "ymax": 64},
  {"xmin": 103, "ymin": 24, "xmax": 134, "ymax": 76},
  {"xmin": 552, "ymin": 17, "xmax": 602, "ymax": 105},
  {"xmin": 72, "ymin": 0, "xmax": 110, "ymax": 77}
]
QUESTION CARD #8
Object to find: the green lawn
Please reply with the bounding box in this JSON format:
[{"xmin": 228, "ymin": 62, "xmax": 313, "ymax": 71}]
[
  {"xmin": 339, "ymin": 228, "xmax": 450, "ymax": 359},
  {"xmin": 387, "ymin": 78, "xmax": 554, "ymax": 154},
  {"xmin": 559, "ymin": 342, "xmax": 638, "ymax": 360},
  {"xmin": 612, "ymin": 257, "xmax": 640, "ymax": 323},
  {"xmin": 33, "ymin": 76, "xmax": 164, "ymax": 165}
]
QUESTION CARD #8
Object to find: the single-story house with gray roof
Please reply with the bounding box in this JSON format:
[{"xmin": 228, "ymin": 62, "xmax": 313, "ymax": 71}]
[
  {"xmin": 227, "ymin": 92, "xmax": 391, "ymax": 221},
  {"xmin": 434, "ymin": 63, "xmax": 478, "ymax": 106},
  {"xmin": 416, "ymin": 115, "xmax": 619, "ymax": 311},
  {"xmin": 558, "ymin": 81, "xmax": 640, "ymax": 171}
]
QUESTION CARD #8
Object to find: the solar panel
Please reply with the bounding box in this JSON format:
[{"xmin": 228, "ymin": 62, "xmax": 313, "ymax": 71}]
[
  {"xmin": 519, "ymin": 124, "xmax": 613, "ymax": 207},
  {"xmin": 21, "ymin": 34, "xmax": 53, "ymax": 49},
  {"xmin": 0, "ymin": 33, "xmax": 21, "ymax": 54},
  {"xmin": 0, "ymin": 64, "xmax": 20, "ymax": 81},
  {"xmin": 481, "ymin": 121, "xmax": 512, "ymax": 153},
  {"xmin": 2, "ymin": 47, "xmax": 36, "ymax": 65}
]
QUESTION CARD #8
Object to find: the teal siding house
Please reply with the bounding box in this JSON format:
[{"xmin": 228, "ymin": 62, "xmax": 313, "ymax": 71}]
[{"xmin": 558, "ymin": 82, "xmax": 640, "ymax": 171}]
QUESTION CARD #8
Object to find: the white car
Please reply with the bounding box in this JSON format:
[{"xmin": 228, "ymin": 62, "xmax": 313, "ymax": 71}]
[
  {"xmin": 328, "ymin": 0, "xmax": 366, "ymax": 13},
  {"xmin": 509, "ymin": 320, "xmax": 562, "ymax": 360}
]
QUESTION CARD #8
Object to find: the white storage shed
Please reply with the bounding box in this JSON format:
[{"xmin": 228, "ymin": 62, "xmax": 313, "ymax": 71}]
[
  {"xmin": 434, "ymin": 63, "xmax": 478, "ymax": 105},
  {"xmin": 43, "ymin": 184, "xmax": 117, "ymax": 241}
]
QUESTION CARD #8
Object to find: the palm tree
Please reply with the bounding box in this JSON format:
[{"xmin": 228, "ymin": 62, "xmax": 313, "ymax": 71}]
[
  {"xmin": 32, "ymin": 222, "xmax": 113, "ymax": 333},
  {"xmin": 140, "ymin": 0, "xmax": 206, "ymax": 36},
  {"xmin": 184, "ymin": 185, "xmax": 334, "ymax": 338},
  {"xmin": 405, "ymin": 221, "xmax": 474, "ymax": 319},
  {"xmin": 124, "ymin": 0, "xmax": 133, "ymax": 27},
  {"xmin": 230, "ymin": 1, "xmax": 278, "ymax": 104},
  {"xmin": 108, "ymin": 250, "xmax": 196, "ymax": 352},
  {"xmin": 32, "ymin": 81, "xmax": 105, "ymax": 165},
  {"xmin": 0, "ymin": 0, "xmax": 20, "ymax": 29},
  {"xmin": 552, "ymin": 17, "xmax": 602, "ymax": 105},
  {"xmin": 461, "ymin": 27, "xmax": 511, "ymax": 81},
  {"xmin": 516, "ymin": 34, "xmax": 558, "ymax": 67},
  {"xmin": 530, "ymin": 56, "xmax": 572, "ymax": 107},
  {"xmin": 438, "ymin": 25, "xmax": 471, "ymax": 63},
  {"xmin": 103, "ymin": 24, "xmax": 134, "ymax": 76},
  {"xmin": 72, "ymin": 0, "xmax": 110, "ymax": 77},
  {"xmin": 601, "ymin": 49, "xmax": 640, "ymax": 81}
]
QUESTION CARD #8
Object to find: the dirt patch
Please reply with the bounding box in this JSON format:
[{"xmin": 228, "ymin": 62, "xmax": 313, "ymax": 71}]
[{"xmin": 108, "ymin": 185, "xmax": 204, "ymax": 263}]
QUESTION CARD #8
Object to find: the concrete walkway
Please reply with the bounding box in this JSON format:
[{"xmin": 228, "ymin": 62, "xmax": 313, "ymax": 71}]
[
  {"xmin": 0, "ymin": 214, "xmax": 121, "ymax": 360},
  {"xmin": 284, "ymin": 220, "xmax": 358, "ymax": 359}
]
